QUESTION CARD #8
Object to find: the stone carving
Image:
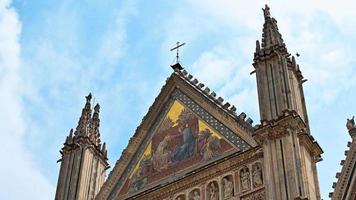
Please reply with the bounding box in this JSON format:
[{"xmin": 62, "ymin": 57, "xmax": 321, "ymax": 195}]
[
  {"xmin": 346, "ymin": 116, "xmax": 355, "ymax": 131},
  {"xmin": 262, "ymin": 4, "xmax": 270, "ymax": 18},
  {"xmin": 208, "ymin": 182, "xmax": 219, "ymax": 200},
  {"xmin": 240, "ymin": 189, "xmax": 265, "ymax": 200},
  {"xmin": 222, "ymin": 177, "xmax": 234, "ymax": 199},
  {"xmin": 176, "ymin": 194, "xmax": 186, "ymax": 200},
  {"xmin": 252, "ymin": 163, "xmax": 263, "ymax": 188},
  {"xmin": 189, "ymin": 190, "xmax": 201, "ymax": 200},
  {"xmin": 240, "ymin": 167, "xmax": 251, "ymax": 191}
]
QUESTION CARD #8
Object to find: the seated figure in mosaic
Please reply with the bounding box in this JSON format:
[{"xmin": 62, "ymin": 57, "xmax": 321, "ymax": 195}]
[{"xmin": 173, "ymin": 124, "xmax": 196, "ymax": 162}]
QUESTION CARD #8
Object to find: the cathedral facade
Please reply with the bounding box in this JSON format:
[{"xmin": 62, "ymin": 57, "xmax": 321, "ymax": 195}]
[{"xmin": 55, "ymin": 5, "xmax": 333, "ymax": 200}]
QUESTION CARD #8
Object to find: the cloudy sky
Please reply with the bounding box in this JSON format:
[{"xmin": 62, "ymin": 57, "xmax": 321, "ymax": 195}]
[{"xmin": 1, "ymin": 0, "xmax": 355, "ymax": 199}]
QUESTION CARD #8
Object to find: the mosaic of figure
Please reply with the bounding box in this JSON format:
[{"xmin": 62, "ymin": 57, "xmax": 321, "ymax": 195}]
[
  {"xmin": 252, "ymin": 163, "xmax": 263, "ymax": 188},
  {"xmin": 222, "ymin": 177, "xmax": 233, "ymax": 199},
  {"xmin": 172, "ymin": 123, "xmax": 196, "ymax": 162},
  {"xmin": 208, "ymin": 182, "xmax": 219, "ymax": 200},
  {"xmin": 189, "ymin": 190, "xmax": 201, "ymax": 200},
  {"xmin": 240, "ymin": 167, "xmax": 251, "ymax": 191},
  {"xmin": 123, "ymin": 101, "xmax": 235, "ymax": 195},
  {"xmin": 199, "ymin": 129, "xmax": 221, "ymax": 161}
]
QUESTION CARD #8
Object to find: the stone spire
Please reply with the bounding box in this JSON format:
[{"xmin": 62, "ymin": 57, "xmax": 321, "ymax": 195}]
[
  {"xmin": 260, "ymin": 4, "xmax": 286, "ymax": 51},
  {"xmin": 89, "ymin": 103, "xmax": 101, "ymax": 146},
  {"xmin": 253, "ymin": 5, "xmax": 322, "ymax": 200},
  {"xmin": 55, "ymin": 94, "xmax": 109, "ymax": 200},
  {"xmin": 75, "ymin": 93, "xmax": 93, "ymax": 137},
  {"xmin": 253, "ymin": 5, "xmax": 309, "ymax": 125}
]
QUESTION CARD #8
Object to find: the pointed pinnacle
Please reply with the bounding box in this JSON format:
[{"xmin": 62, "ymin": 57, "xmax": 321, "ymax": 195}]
[
  {"xmin": 255, "ymin": 40, "xmax": 261, "ymax": 53},
  {"xmin": 69, "ymin": 128, "xmax": 73, "ymax": 138},
  {"xmin": 94, "ymin": 103, "xmax": 100, "ymax": 113},
  {"xmin": 86, "ymin": 93, "xmax": 92, "ymax": 103},
  {"xmin": 263, "ymin": 4, "xmax": 271, "ymax": 18},
  {"xmin": 102, "ymin": 142, "xmax": 106, "ymax": 152}
]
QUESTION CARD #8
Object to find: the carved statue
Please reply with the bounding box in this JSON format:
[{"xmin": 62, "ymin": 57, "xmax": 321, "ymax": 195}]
[
  {"xmin": 240, "ymin": 167, "xmax": 251, "ymax": 191},
  {"xmin": 191, "ymin": 190, "xmax": 200, "ymax": 200},
  {"xmin": 252, "ymin": 163, "xmax": 263, "ymax": 187},
  {"xmin": 223, "ymin": 177, "xmax": 233, "ymax": 199},
  {"xmin": 346, "ymin": 116, "xmax": 355, "ymax": 131},
  {"xmin": 208, "ymin": 182, "xmax": 219, "ymax": 200}
]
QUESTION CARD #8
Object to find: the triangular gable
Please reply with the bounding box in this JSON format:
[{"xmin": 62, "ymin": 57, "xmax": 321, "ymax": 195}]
[
  {"xmin": 96, "ymin": 71, "xmax": 257, "ymax": 199},
  {"xmin": 119, "ymin": 99, "xmax": 238, "ymax": 197}
]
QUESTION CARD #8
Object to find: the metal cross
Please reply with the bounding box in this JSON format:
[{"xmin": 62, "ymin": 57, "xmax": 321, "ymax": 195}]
[{"xmin": 170, "ymin": 41, "xmax": 186, "ymax": 64}]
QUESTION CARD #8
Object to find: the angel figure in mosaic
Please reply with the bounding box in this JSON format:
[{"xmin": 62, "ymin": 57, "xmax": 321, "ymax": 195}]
[
  {"xmin": 202, "ymin": 134, "xmax": 221, "ymax": 161},
  {"xmin": 152, "ymin": 136, "xmax": 172, "ymax": 171}
]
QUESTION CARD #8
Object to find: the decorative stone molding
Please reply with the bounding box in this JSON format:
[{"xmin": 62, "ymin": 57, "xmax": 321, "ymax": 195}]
[{"xmin": 240, "ymin": 188, "xmax": 265, "ymax": 200}]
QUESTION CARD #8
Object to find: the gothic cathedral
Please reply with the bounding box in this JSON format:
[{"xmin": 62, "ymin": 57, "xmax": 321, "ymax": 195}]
[{"xmin": 55, "ymin": 5, "xmax": 355, "ymax": 200}]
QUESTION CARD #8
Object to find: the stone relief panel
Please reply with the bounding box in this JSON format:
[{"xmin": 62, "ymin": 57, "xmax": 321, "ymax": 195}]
[
  {"xmin": 189, "ymin": 188, "xmax": 201, "ymax": 200},
  {"xmin": 207, "ymin": 181, "xmax": 219, "ymax": 200},
  {"xmin": 252, "ymin": 163, "xmax": 263, "ymax": 188},
  {"xmin": 240, "ymin": 166, "xmax": 251, "ymax": 192},
  {"xmin": 240, "ymin": 189, "xmax": 265, "ymax": 200},
  {"xmin": 158, "ymin": 161, "xmax": 265, "ymax": 200},
  {"xmin": 222, "ymin": 175, "xmax": 234, "ymax": 200}
]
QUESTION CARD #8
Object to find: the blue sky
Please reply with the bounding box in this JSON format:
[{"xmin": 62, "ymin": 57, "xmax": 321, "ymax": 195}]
[{"xmin": 1, "ymin": 0, "xmax": 355, "ymax": 199}]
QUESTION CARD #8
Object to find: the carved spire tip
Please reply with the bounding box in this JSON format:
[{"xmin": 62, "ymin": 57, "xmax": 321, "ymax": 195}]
[
  {"xmin": 94, "ymin": 103, "xmax": 100, "ymax": 113},
  {"xmin": 86, "ymin": 93, "xmax": 92, "ymax": 103},
  {"xmin": 262, "ymin": 4, "xmax": 271, "ymax": 18}
]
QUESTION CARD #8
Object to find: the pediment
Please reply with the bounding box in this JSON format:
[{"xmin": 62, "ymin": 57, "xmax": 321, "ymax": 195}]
[{"xmin": 97, "ymin": 72, "xmax": 257, "ymax": 199}]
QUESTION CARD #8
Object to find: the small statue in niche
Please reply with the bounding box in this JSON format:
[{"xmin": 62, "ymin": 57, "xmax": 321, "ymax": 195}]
[
  {"xmin": 190, "ymin": 190, "xmax": 200, "ymax": 200},
  {"xmin": 222, "ymin": 177, "xmax": 233, "ymax": 199},
  {"xmin": 252, "ymin": 163, "xmax": 263, "ymax": 187},
  {"xmin": 208, "ymin": 182, "xmax": 219, "ymax": 200},
  {"xmin": 240, "ymin": 167, "xmax": 251, "ymax": 191},
  {"xmin": 346, "ymin": 116, "xmax": 355, "ymax": 131}
]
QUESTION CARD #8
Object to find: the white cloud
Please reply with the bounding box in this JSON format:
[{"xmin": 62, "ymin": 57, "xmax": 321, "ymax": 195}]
[
  {"xmin": 0, "ymin": 0, "xmax": 54, "ymax": 199},
  {"xmin": 190, "ymin": 51, "xmax": 235, "ymax": 87}
]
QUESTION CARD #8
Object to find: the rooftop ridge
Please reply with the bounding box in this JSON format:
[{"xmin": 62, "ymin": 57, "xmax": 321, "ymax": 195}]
[{"xmin": 174, "ymin": 68, "xmax": 256, "ymax": 133}]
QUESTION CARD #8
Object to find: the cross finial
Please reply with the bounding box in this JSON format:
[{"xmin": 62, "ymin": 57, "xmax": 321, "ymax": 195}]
[
  {"xmin": 170, "ymin": 41, "xmax": 186, "ymax": 64},
  {"xmin": 170, "ymin": 41, "xmax": 186, "ymax": 71}
]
